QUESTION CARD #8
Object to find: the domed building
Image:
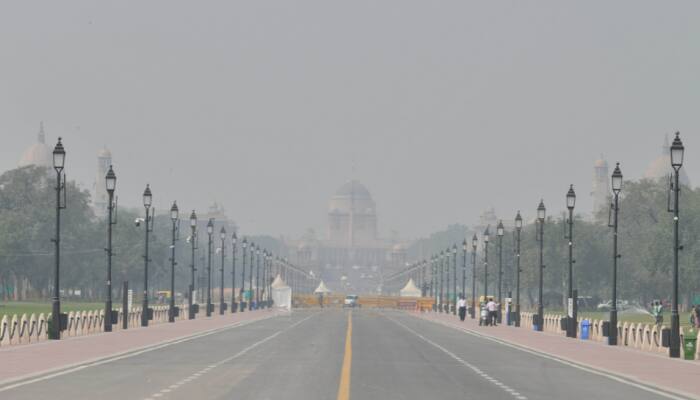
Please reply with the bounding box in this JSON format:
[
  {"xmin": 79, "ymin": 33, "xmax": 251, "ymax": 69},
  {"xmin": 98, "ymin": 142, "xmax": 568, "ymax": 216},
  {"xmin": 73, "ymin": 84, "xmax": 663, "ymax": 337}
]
[
  {"xmin": 644, "ymin": 135, "xmax": 690, "ymax": 186},
  {"xmin": 18, "ymin": 123, "xmax": 52, "ymax": 168},
  {"xmin": 288, "ymin": 179, "xmax": 408, "ymax": 294}
]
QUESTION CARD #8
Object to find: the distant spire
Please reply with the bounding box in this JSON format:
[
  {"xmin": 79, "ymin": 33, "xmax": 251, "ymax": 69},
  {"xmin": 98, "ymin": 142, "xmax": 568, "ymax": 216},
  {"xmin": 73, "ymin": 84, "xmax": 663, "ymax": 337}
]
[
  {"xmin": 662, "ymin": 134, "xmax": 670, "ymax": 155},
  {"xmin": 38, "ymin": 122, "xmax": 46, "ymax": 144}
]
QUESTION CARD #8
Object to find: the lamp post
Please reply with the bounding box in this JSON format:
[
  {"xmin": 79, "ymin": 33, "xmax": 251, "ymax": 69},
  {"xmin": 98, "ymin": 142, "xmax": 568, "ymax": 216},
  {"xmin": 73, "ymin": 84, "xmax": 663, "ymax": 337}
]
[
  {"xmin": 231, "ymin": 233, "xmax": 237, "ymax": 313},
  {"xmin": 141, "ymin": 184, "xmax": 153, "ymax": 327},
  {"xmin": 471, "ymin": 234, "xmax": 477, "ymax": 319},
  {"xmin": 249, "ymin": 243, "xmax": 255, "ymax": 310},
  {"xmin": 566, "ymin": 185, "xmax": 577, "ymax": 337},
  {"xmin": 432, "ymin": 256, "xmax": 437, "ymax": 311},
  {"xmin": 240, "ymin": 238, "xmax": 248, "ymax": 312},
  {"xmin": 168, "ymin": 201, "xmax": 179, "ymax": 322},
  {"xmin": 497, "ymin": 221, "xmax": 504, "ymax": 323},
  {"xmin": 50, "ymin": 138, "xmax": 66, "ymax": 340},
  {"xmin": 462, "ymin": 240, "xmax": 467, "ymax": 306},
  {"xmin": 669, "ymin": 132, "xmax": 685, "ymax": 358},
  {"xmin": 219, "ymin": 227, "xmax": 226, "ymax": 315},
  {"xmin": 607, "ymin": 163, "xmax": 623, "ymax": 345},
  {"xmin": 188, "ymin": 211, "xmax": 197, "ymax": 319},
  {"xmin": 444, "ymin": 249, "xmax": 450, "ymax": 313},
  {"xmin": 104, "ymin": 165, "xmax": 116, "ymax": 332},
  {"xmin": 535, "ymin": 200, "xmax": 546, "ymax": 332},
  {"xmin": 483, "ymin": 227, "xmax": 490, "ymax": 302},
  {"xmin": 256, "ymin": 246, "xmax": 262, "ymax": 308},
  {"xmin": 514, "ymin": 212, "xmax": 522, "ymax": 327},
  {"xmin": 452, "ymin": 244, "xmax": 457, "ymax": 315},
  {"xmin": 439, "ymin": 252, "xmax": 445, "ymax": 312},
  {"xmin": 206, "ymin": 219, "xmax": 214, "ymax": 317}
]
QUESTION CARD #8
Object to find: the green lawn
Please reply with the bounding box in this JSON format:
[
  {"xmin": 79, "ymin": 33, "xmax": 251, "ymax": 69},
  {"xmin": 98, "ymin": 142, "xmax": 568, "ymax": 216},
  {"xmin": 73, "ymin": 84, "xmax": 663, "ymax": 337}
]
[{"xmin": 0, "ymin": 301, "xmax": 104, "ymax": 321}]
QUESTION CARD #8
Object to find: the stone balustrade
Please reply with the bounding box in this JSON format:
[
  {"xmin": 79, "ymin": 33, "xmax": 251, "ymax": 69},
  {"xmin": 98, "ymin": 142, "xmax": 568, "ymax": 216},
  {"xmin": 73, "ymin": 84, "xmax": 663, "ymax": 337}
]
[
  {"xmin": 519, "ymin": 311, "xmax": 700, "ymax": 360},
  {"xmin": 0, "ymin": 303, "xmax": 218, "ymax": 347}
]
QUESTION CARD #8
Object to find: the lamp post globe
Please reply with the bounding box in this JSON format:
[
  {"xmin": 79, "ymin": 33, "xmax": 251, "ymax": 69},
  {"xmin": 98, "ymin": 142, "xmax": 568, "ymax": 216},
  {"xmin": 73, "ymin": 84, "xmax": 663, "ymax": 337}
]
[{"xmin": 671, "ymin": 132, "xmax": 684, "ymax": 170}]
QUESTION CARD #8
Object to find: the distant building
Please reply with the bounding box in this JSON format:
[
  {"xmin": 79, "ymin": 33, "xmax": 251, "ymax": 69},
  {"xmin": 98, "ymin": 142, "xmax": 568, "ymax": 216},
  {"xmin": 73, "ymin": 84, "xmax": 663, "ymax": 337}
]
[
  {"xmin": 92, "ymin": 147, "xmax": 112, "ymax": 218},
  {"xmin": 18, "ymin": 122, "xmax": 52, "ymax": 168},
  {"xmin": 591, "ymin": 155, "xmax": 610, "ymax": 219},
  {"xmin": 287, "ymin": 180, "xmax": 408, "ymax": 294}
]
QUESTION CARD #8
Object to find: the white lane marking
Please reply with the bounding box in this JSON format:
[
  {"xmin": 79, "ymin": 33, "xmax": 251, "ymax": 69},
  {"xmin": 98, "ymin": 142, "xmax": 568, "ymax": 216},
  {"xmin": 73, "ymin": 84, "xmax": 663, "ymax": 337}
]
[
  {"xmin": 0, "ymin": 312, "xmax": 281, "ymax": 393},
  {"xmin": 143, "ymin": 311, "xmax": 319, "ymax": 400},
  {"xmin": 415, "ymin": 314, "xmax": 696, "ymax": 400},
  {"xmin": 386, "ymin": 315, "xmax": 527, "ymax": 400}
]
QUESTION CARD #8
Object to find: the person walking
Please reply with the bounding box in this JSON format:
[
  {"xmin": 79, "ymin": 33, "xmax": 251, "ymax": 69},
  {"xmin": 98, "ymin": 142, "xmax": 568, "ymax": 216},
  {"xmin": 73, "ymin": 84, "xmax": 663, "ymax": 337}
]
[
  {"xmin": 486, "ymin": 298, "xmax": 498, "ymax": 326},
  {"xmin": 457, "ymin": 295, "xmax": 467, "ymax": 322}
]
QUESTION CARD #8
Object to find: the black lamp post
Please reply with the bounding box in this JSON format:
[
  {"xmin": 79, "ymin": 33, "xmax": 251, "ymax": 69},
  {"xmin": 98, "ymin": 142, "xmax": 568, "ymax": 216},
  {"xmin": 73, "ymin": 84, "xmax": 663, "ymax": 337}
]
[
  {"xmin": 219, "ymin": 227, "xmax": 226, "ymax": 315},
  {"xmin": 206, "ymin": 219, "xmax": 214, "ymax": 317},
  {"xmin": 452, "ymin": 245, "xmax": 457, "ymax": 315},
  {"xmin": 462, "ymin": 240, "xmax": 467, "ymax": 305},
  {"xmin": 608, "ymin": 163, "xmax": 622, "ymax": 345},
  {"xmin": 168, "ymin": 201, "xmax": 179, "ymax": 322},
  {"xmin": 256, "ymin": 246, "xmax": 262, "ymax": 308},
  {"xmin": 483, "ymin": 227, "xmax": 490, "ymax": 302},
  {"xmin": 444, "ymin": 249, "xmax": 450, "ymax": 313},
  {"xmin": 514, "ymin": 211, "xmax": 522, "ymax": 327},
  {"xmin": 50, "ymin": 138, "xmax": 66, "ymax": 340},
  {"xmin": 669, "ymin": 132, "xmax": 685, "ymax": 358},
  {"xmin": 439, "ymin": 251, "xmax": 445, "ymax": 312},
  {"xmin": 188, "ymin": 211, "xmax": 197, "ymax": 319},
  {"xmin": 231, "ymin": 233, "xmax": 238, "ymax": 313},
  {"xmin": 471, "ymin": 234, "xmax": 477, "ymax": 319},
  {"xmin": 535, "ymin": 200, "xmax": 546, "ymax": 332},
  {"xmin": 141, "ymin": 184, "xmax": 153, "ymax": 327},
  {"xmin": 566, "ymin": 185, "xmax": 577, "ymax": 337},
  {"xmin": 240, "ymin": 238, "xmax": 248, "ymax": 312},
  {"xmin": 249, "ymin": 243, "xmax": 255, "ymax": 310},
  {"xmin": 431, "ymin": 256, "xmax": 437, "ymax": 310},
  {"xmin": 104, "ymin": 165, "xmax": 116, "ymax": 332},
  {"xmin": 497, "ymin": 221, "xmax": 504, "ymax": 323}
]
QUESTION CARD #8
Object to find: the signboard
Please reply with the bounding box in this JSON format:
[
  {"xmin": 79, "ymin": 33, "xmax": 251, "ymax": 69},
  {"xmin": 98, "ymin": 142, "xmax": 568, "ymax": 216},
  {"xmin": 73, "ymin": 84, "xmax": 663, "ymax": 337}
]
[
  {"xmin": 128, "ymin": 289, "xmax": 133, "ymax": 311},
  {"xmin": 567, "ymin": 297, "xmax": 574, "ymax": 318}
]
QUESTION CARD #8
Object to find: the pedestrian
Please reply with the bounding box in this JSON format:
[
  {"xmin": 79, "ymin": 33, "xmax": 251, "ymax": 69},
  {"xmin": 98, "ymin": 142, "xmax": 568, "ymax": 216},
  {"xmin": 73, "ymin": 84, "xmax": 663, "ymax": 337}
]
[
  {"xmin": 651, "ymin": 300, "xmax": 663, "ymax": 327},
  {"xmin": 457, "ymin": 295, "xmax": 467, "ymax": 322},
  {"xmin": 486, "ymin": 298, "xmax": 498, "ymax": 326}
]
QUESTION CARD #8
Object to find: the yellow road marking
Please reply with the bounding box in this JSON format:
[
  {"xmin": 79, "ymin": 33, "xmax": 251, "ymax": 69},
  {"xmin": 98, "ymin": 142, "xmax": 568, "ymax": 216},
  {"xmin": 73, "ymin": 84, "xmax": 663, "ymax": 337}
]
[{"xmin": 337, "ymin": 310, "xmax": 353, "ymax": 400}]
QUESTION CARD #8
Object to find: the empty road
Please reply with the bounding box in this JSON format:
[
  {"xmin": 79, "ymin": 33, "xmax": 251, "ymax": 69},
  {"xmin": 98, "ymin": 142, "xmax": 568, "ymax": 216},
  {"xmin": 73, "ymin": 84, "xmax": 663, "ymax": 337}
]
[{"xmin": 0, "ymin": 309, "xmax": 687, "ymax": 400}]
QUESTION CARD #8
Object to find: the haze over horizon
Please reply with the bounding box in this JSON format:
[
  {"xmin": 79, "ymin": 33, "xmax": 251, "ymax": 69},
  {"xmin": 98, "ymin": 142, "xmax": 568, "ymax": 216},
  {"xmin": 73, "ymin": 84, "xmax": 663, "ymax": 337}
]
[{"xmin": 2, "ymin": 1, "xmax": 699, "ymax": 239}]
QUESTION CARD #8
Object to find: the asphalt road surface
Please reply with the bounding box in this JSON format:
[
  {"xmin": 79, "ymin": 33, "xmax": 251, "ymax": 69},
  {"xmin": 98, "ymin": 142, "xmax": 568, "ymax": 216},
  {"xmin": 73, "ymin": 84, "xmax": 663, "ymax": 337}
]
[{"xmin": 0, "ymin": 309, "xmax": 687, "ymax": 400}]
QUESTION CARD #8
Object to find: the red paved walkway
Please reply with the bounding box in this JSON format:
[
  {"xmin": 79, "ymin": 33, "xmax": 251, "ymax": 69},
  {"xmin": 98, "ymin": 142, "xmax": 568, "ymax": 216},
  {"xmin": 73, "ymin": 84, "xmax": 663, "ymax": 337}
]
[
  {"xmin": 415, "ymin": 311, "xmax": 700, "ymax": 399},
  {"xmin": 0, "ymin": 309, "xmax": 278, "ymax": 384}
]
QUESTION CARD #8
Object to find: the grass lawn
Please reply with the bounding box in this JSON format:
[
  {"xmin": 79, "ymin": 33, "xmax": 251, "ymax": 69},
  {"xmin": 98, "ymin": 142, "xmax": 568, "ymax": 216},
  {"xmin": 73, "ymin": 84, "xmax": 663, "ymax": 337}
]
[{"xmin": 0, "ymin": 301, "xmax": 104, "ymax": 321}]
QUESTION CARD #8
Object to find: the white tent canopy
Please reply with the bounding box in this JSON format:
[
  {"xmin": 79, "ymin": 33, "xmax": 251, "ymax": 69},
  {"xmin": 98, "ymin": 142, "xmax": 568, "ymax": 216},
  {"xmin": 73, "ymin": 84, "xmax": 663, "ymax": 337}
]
[
  {"xmin": 400, "ymin": 278, "xmax": 422, "ymax": 297},
  {"xmin": 271, "ymin": 274, "xmax": 292, "ymax": 310},
  {"xmin": 314, "ymin": 280, "xmax": 331, "ymax": 294}
]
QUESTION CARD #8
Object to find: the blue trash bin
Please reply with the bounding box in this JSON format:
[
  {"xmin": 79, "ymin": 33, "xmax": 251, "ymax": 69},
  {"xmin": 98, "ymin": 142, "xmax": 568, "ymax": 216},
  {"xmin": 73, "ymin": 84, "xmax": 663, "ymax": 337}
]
[{"xmin": 580, "ymin": 319, "xmax": 591, "ymax": 340}]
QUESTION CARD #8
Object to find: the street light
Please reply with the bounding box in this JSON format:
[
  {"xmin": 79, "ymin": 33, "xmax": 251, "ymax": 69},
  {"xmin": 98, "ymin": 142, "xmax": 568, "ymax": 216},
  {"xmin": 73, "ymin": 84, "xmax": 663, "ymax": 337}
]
[
  {"xmin": 471, "ymin": 234, "xmax": 477, "ymax": 319},
  {"xmin": 432, "ymin": 255, "xmax": 437, "ymax": 311},
  {"xmin": 566, "ymin": 185, "xmax": 577, "ymax": 338},
  {"xmin": 669, "ymin": 132, "xmax": 684, "ymax": 358},
  {"xmin": 452, "ymin": 244, "xmax": 457, "ymax": 315},
  {"xmin": 50, "ymin": 138, "xmax": 66, "ymax": 340},
  {"xmin": 206, "ymin": 219, "xmax": 214, "ymax": 317},
  {"xmin": 483, "ymin": 226, "xmax": 490, "ymax": 305},
  {"xmin": 219, "ymin": 227, "xmax": 226, "ymax": 315},
  {"xmin": 240, "ymin": 238, "xmax": 248, "ymax": 312},
  {"xmin": 256, "ymin": 246, "xmax": 262, "ymax": 308},
  {"xmin": 535, "ymin": 200, "xmax": 546, "ymax": 332},
  {"xmin": 249, "ymin": 243, "xmax": 255, "ymax": 310},
  {"xmin": 104, "ymin": 165, "xmax": 117, "ymax": 332},
  {"xmin": 231, "ymin": 232, "xmax": 238, "ymax": 313},
  {"xmin": 514, "ymin": 211, "xmax": 522, "ymax": 327},
  {"xmin": 188, "ymin": 210, "xmax": 197, "ymax": 319},
  {"xmin": 141, "ymin": 184, "xmax": 153, "ymax": 327},
  {"xmin": 608, "ymin": 163, "xmax": 622, "ymax": 345},
  {"xmin": 462, "ymin": 239, "xmax": 467, "ymax": 312},
  {"xmin": 497, "ymin": 220, "xmax": 504, "ymax": 323},
  {"xmin": 168, "ymin": 201, "xmax": 179, "ymax": 323}
]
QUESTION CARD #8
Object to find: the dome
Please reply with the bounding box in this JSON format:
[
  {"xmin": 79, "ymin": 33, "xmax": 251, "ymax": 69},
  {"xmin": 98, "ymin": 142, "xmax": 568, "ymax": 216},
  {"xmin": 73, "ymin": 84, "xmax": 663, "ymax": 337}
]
[
  {"xmin": 18, "ymin": 123, "xmax": 52, "ymax": 168},
  {"xmin": 334, "ymin": 180, "xmax": 372, "ymax": 199}
]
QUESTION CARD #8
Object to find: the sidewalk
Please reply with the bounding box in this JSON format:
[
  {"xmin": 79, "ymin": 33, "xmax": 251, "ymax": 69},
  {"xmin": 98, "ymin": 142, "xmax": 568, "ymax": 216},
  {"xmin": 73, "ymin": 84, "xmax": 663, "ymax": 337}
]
[
  {"xmin": 415, "ymin": 311, "xmax": 700, "ymax": 399},
  {"xmin": 0, "ymin": 309, "xmax": 278, "ymax": 385}
]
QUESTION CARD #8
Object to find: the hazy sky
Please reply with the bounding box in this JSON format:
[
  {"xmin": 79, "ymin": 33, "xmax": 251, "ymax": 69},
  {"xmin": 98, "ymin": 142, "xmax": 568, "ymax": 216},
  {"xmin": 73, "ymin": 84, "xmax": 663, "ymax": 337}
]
[{"xmin": 1, "ymin": 1, "xmax": 699, "ymax": 239}]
